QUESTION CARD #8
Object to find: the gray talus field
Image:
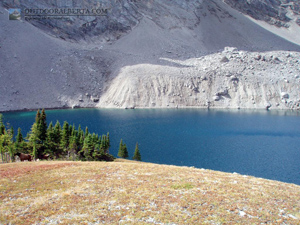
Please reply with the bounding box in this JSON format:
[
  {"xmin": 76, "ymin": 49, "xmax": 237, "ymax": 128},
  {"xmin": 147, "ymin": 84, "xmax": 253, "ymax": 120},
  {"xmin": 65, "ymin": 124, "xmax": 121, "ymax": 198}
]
[{"xmin": 0, "ymin": 0, "xmax": 300, "ymax": 111}]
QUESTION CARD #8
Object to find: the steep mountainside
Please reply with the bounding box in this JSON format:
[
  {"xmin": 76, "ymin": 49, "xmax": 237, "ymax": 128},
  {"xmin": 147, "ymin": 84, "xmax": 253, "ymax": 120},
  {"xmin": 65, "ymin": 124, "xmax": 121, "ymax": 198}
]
[{"xmin": 0, "ymin": 0, "xmax": 300, "ymax": 111}]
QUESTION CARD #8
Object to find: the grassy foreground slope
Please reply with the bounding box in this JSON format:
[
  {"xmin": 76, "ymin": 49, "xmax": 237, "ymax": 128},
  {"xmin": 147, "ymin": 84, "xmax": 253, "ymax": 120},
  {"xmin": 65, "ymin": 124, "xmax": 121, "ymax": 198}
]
[{"xmin": 1, "ymin": 160, "xmax": 300, "ymax": 224}]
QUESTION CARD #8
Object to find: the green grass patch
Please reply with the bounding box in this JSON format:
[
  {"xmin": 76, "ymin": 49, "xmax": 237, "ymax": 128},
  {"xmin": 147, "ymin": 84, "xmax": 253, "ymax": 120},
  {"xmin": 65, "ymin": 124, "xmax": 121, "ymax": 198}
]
[{"xmin": 171, "ymin": 183, "xmax": 194, "ymax": 190}]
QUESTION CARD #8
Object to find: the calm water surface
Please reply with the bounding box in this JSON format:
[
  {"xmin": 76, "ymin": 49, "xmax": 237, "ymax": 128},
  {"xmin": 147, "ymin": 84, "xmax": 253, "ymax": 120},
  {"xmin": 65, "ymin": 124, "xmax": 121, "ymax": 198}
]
[{"xmin": 2, "ymin": 108, "xmax": 300, "ymax": 185}]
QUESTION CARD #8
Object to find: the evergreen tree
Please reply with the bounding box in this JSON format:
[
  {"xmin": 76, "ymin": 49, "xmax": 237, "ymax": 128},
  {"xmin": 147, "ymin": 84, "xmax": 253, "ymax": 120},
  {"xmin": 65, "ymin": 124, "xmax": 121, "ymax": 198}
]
[
  {"xmin": 38, "ymin": 109, "xmax": 47, "ymax": 143},
  {"xmin": 35, "ymin": 109, "xmax": 41, "ymax": 123},
  {"xmin": 16, "ymin": 127, "xmax": 23, "ymax": 143},
  {"xmin": 99, "ymin": 135, "xmax": 105, "ymax": 152},
  {"xmin": 27, "ymin": 109, "xmax": 46, "ymax": 158},
  {"xmin": 133, "ymin": 142, "xmax": 141, "ymax": 161},
  {"xmin": 14, "ymin": 127, "xmax": 24, "ymax": 154},
  {"xmin": 60, "ymin": 121, "xmax": 70, "ymax": 153},
  {"xmin": 10, "ymin": 126, "xmax": 14, "ymax": 139},
  {"xmin": 71, "ymin": 124, "xmax": 76, "ymax": 137},
  {"xmin": 85, "ymin": 126, "xmax": 89, "ymax": 138},
  {"xmin": 106, "ymin": 132, "xmax": 110, "ymax": 153},
  {"xmin": 118, "ymin": 139, "xmax": 129, "ymax": 159},
  {"xmin": 0, "ymin": 118, "xmax": 13, "ymax": 162},
  {"xmin": 45, "ymin": 122, "xmax": 56, "ymax": 156},
  {"xmin": 76, "ymin": 125, "xmax": 82, "ymax": 147},
  {"xmin": 69, "ymin": 135, "xmax": 78, "ymax": 160},
  {"xmin": 0, "ymin": 114, "xmax": 5, "ymax": 135},
  {"xmin": 52, "ymin": 121, "xmax": 63, "ymax": 158},
  {"xmin": 68, "ymin": 124, "xmax": 73, "ymax": 137},
  {"xmin": 53, "ymin": 121, "xmax": 62, "ymax": 144},
  {"xmin": 78, "ymin": 130, "xmax": 84, "ymax": 150},
  {"xmin": 78, "ymin": 124, "xmax": 82, "ymax": 135},
  {"xmin": 118, "ymin": 139, "xmax": 123, "ymax": 157},
  {"xmin": 27, "ymin": 119, "xmax": 40, "ymax": 149},
  {"xmin": 81, "ymin": 134, "xmax": 94, "ymax": 161}
]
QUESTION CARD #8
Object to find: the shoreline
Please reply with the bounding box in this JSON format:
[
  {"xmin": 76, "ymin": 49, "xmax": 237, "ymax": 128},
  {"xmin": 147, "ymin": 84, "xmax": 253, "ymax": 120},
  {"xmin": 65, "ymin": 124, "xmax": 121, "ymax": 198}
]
[{"xmin": 1, "ymin": 105, "xmax": 300, "ymax": 114}]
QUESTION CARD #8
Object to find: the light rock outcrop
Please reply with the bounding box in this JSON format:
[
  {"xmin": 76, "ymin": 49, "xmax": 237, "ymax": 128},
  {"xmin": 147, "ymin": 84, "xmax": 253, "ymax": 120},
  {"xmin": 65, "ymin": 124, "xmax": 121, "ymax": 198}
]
[
  {"xmin": 98, "ymin": 49, "xmax": 300, "ymax": 110},
  {"xmin": 0, "ymin": 0, "xmax": 300, "ymax": 111}
]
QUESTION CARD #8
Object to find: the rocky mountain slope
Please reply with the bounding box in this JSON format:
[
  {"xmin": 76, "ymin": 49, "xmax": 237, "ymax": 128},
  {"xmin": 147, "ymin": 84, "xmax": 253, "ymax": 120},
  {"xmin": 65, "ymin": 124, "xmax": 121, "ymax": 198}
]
[{"xmin": 0, "ymin": 0, "xmax": 300, "ymax": 111}]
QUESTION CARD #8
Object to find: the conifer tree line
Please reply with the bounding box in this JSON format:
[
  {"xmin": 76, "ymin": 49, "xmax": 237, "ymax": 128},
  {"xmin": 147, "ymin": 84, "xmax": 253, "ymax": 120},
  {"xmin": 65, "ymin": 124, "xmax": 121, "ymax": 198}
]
[
  {"xmin": 0, "ymin": 109, "xmax": 142, "ymax": 162},
  {"xmin": 0, "ymin": 109, "xmax": 114, "ymax": 162}
]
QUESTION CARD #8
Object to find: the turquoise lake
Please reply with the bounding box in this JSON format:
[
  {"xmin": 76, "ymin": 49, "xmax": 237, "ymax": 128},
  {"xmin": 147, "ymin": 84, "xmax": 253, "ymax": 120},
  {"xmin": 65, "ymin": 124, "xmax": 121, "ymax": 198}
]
[{"xmin": 2, "ymin": 108, "xmax": 300, "ymax": 185}]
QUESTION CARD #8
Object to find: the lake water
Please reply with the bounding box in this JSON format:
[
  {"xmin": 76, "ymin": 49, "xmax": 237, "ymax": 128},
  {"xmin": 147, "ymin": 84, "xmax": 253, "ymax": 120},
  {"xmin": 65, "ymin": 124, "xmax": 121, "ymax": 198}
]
[{"xmin": 2, "ymin": 108, "xmax": 300, "ymax": 185}]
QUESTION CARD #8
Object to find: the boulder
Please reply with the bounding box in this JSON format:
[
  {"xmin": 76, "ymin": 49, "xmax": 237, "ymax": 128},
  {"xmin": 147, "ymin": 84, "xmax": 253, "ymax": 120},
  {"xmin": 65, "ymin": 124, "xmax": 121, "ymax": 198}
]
[
  {"xmin": 230, "ymin": 75, "xmax": 239, "ymax": 82},
  {"xmin": 281, "ymin": 92, "xmax": 289, "ymax": 99},
  {"xmin": 92, "ymin": 97, "xmax": 99, "ymax": 102},
  {"xmin": 216, "ymin": 89, "xmax": 228, "ymax": 96},
  {"xmin": 254, "ymin": 55, "xmax": 261, "ymax": 60},
  {"xmin": 72, "ymin": 104, "xmax": 80, "ymax": 109},
  {"xmin": 213, "ymin": 95, "xmax": 220, "ymax": 101},
  {"xmin": 220, "ymin": 56, "xmax": 229, "ymax": 63}
]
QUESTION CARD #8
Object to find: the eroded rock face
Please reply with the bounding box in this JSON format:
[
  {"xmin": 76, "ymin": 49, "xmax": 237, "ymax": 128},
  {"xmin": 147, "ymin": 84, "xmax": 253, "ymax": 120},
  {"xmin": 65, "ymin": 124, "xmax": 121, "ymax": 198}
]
[
  {"xmin": 2, "ymin": 0, "xmax": 143, "ymax": 42},
  {"xmin": 0, "ymin": 0, "xmax": 300, "ymax": 111},
  {"xmin": 98, "ymin": 49, "xmax": 300, "ymax": 110},
  {"xmin": 224, "ymin": 0, "xmax": 300, "ymax": 28},
  {"xmin": 3, "ymin": 0, "xmax": 299, "ymax": 42}
]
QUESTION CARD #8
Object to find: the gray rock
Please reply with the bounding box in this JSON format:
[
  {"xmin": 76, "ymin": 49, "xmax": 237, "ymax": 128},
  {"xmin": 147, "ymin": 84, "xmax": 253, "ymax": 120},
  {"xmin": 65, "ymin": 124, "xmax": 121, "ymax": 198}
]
[
  {"xmin": 72, "ymin": 104, "xmax": 80, "ymax": 109},
  {"xmin": 230, "ymin": 75, "xmax": 239, "ymax": 82},
  {"xmin": 213, "ymin": 95, "xmax": 220, "ymax": 101},
  {"xmin": 254, "ymin": 55, "xmax": 261, "ymax": 60},
  {"xmin": 220, "ymin": 56, "xmax": 229, "ymax": 63},
  {"xmin": 216, "ymin": 89, "xmax": 228, "ymax": 96},
  {"xmin": 266, "ymin": 103, "xmax": 272, "ymax": 110},
  {"xmin": 92, "ymin": 97, "xmax": 99, "ymax": 103},
  {"xmin": 281, "ymin": 92, "xmax": 289, "ymax": 99}
]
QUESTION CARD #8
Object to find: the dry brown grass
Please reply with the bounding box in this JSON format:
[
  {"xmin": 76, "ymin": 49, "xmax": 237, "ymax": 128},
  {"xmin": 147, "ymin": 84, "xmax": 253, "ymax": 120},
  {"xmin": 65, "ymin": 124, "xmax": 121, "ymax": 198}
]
[{"xmin": 1, "ymin": 160, "xmax": 300, "ymax": 224}]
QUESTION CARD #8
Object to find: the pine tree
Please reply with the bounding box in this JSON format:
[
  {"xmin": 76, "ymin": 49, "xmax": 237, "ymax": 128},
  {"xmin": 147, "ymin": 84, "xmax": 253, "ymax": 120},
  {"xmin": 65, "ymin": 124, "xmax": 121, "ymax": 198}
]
[
  {"xmin": 76, "ymin": 125, "xmax": 82, "ymax": 147},
  {"xmin": 16, "ymin": 127, "xmax": 23, "ymax": 143},
  {"xmin": 81, "ymin": 134, "xmax": 94, "ymax": 161},
  {"xmin": 50, "ymin": 121, "xmax": 62, "ymax": 158},
  {"xmin": 106, "ymin": 132, "xmax": 110, "ymax": 153},
  {"xmin": 27, "ymin": 109, "xmax": 47, "ymax": 158},
  {"xmin": 85, "ymin": 126, "xmax": 89, "ymax": 138},
  {"xmin": 118, "ymin": 139, "xmax": 129, "ymax": 159},
  {"xmin": 53, "ymin": 121, "xmax": 62, "ymax": 144},
  {"xmin": 14, "ymin": 128, "xmax": 24, "ymax": 154},
  {"xmin": 78, "ymin": 130, "xmax": 84, "ymax": 150},
  {"xmin": 78, "ymin": 124, "xmax": 82, "ymax": 135},
  {"xmin": 45, "ymin": 122, "xmax": 56, "ymax": 156},
  {"xmin": 118, "ymin": 139, "xmax": 123, "ymax": 157},
  {"xmin": 10, "ymin": 126, "xmax": 14, "ymax": 138},
  {"xmin": 133, "ymin": 142, "xmax": 141, "ymax": 161},
  {"xmin": 69, "ymin": 135, "xmax": 78, "ymax": 160},
  {"xmin": 27, "ymin": 119, "xmax": 40, "ymax": 149},
  {"xmin": 71, "ymin": 124, "xmax": 76, "ymax": 137},
  {"xmin": 39, "ymin": 109, "xmax": 47, "ymax": 143},
  {"xmin": 35, "ymin": 109, "xmax": 41, "ymax": 123},
  {"xmin": 0, "ymin": 114, "xmax": 6, "ymax": 135},
  {"xmin": 0, "ymin": 117, "xmax": 13, "ymax": 162},
  {"xmin": 60, "ymin": 121, "xmax": 70, "ymax": 153}
]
